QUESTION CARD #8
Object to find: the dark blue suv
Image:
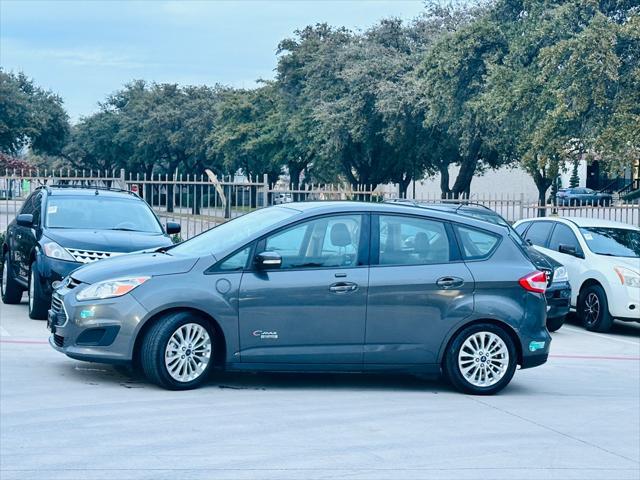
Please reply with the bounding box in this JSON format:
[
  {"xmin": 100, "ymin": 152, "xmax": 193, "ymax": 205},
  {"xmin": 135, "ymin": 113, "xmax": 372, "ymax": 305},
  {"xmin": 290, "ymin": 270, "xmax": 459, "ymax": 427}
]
[{"xmin": 1, "ymin": 186, "xmax": 180, "ymax": 319}]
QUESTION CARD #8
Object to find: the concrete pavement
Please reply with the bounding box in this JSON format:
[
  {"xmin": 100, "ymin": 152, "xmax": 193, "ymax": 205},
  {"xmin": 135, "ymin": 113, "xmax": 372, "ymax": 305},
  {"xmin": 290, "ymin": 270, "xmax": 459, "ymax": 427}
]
[{"xmin": 1, "ymin": 298, "xmax": 638, "ymax": 480}]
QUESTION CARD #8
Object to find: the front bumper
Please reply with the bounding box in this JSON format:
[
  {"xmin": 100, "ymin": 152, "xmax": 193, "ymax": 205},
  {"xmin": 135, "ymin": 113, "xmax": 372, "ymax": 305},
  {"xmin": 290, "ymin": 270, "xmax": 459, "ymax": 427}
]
[
  {"xmin": 36, "ymin": 253, "xmax": 82, "ymax": 297},
  {"xmin": 545, "ymin": 281, "xmax": 571, "ymax": 319},
  {"xmin": 48, "ymin": 286, "xmax": 148, "ymax": 363}
]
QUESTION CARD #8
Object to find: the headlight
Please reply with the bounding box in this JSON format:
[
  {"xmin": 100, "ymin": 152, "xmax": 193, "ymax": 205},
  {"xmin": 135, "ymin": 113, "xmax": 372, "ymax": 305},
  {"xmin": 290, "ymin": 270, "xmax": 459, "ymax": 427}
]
[
  {"xmin": 614, "ymin": 267, "xmax": 640, "ymax": 288},
  {"xmin": 553, "ymin": 266, "xmax": 569, "ymax": 283},
  {"xmin": 76, "ymin": 276, "xmax": 150, "ymax": 301},
  {"xmin": 43, "ymin": 241, "xmax": 75, "ymax": 262}
]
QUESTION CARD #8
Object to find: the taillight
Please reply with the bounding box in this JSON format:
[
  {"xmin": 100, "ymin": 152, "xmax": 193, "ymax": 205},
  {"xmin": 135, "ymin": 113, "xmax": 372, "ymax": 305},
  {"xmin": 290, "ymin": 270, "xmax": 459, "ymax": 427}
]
[{"xmin": 519, "ymin": 271, "xmax": 547, "ymax": 293}]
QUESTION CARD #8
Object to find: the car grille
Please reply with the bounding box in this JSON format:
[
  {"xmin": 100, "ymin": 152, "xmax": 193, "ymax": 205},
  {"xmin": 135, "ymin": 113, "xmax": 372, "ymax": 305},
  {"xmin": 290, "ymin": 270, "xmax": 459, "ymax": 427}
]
[
  {"xmin": 50, "ymin": 293, "xmax": 67, "ymax": 327},
  {"xmin": 66, "ymin": 249, "xmax": 123, "ymax": 264},
  {"xmin": 53, "ymin": 334, "xmax": 64, "ymax": 348}
]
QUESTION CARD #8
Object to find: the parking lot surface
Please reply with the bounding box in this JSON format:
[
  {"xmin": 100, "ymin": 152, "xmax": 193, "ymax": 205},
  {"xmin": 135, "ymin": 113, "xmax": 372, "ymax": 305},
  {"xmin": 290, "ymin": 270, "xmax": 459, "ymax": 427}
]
[{"xmin": 1, "ymin": 299, "xmax": 639, "ymax": 480}]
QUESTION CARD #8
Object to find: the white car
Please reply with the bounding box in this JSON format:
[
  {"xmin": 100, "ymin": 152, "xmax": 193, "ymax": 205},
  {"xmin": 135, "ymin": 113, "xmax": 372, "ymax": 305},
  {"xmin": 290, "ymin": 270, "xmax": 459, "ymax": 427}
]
[{"xmin": 513, "ymin": 217, "xmax": 639, "ymax": 332}]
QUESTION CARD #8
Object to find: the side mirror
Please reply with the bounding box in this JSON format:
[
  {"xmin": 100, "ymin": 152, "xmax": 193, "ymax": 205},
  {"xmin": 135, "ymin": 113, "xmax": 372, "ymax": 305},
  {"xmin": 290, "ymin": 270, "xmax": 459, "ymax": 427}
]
[
  {"xmin": 16, "ymin": 213, "xmax": 33, "ymax": 228},
  {"xmin": 526, "ymin": 238, "xmax": 533, "ymax": 246},
  {"xmin": 255, "ymin": 251, "xmax": 282, "ymax": 269},
  {"xmin": 166, "ymin": 221, "xmax": 181, "ymax": 235},
  {"xmin": 559, "ymin": 244, "xmax": 583, "ymax": 258}
]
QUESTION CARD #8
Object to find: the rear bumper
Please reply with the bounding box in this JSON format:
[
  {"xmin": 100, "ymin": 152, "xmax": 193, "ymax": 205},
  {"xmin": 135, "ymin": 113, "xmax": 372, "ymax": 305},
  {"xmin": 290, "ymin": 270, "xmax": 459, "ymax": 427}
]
[{"xmin": 521, "ymin": 352, "xmax": 549, "ymax": 369}]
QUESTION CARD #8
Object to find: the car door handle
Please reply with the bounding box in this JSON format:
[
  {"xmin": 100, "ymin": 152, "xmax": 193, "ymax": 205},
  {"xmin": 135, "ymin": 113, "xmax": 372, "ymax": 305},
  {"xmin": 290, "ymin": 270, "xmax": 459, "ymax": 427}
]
[
  {"xmin": 436, "ymin": 277, "xmax": 464, "ymax": 289},
  {"xmin": 329, "ymin": 282, "xmax": 358, "ymax": 293}
]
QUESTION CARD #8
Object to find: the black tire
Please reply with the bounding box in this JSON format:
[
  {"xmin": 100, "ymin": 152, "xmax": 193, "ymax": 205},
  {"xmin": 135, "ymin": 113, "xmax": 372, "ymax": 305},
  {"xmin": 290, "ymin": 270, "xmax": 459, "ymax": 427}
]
[
  {"xmin": 579, "ymin": 284, "xmax": 614, "ymax": 332},
  {"xmin": 140, "ymin": 311, "xmax": 215, "ymax": 390},
  {"xmin": 546, "ymin": 316, "xmax": 565, "ymax": 333},
  {"xmin": 1, "ymin": 255, "xmax": 23, "ymax": 304},
  {"xmin": 443, "ymin": 323, "xmax": 518, "ymax": 395},
  {"xmin": 28, "ymin": 260, "xmax": 50, "ymax": 320}
]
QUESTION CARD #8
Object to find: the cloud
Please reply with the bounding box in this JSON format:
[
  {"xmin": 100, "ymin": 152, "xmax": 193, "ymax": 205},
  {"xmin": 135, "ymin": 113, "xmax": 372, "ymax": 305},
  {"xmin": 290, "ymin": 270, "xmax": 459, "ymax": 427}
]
[{"xmin": 2, "ymin": 39, "xmax": 151, "ymax": 70}]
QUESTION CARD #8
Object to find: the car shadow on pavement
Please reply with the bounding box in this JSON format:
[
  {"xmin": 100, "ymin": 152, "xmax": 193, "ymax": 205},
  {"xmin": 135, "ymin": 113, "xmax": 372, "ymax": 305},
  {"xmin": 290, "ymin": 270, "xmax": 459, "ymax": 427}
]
[
  {"xmin": 564, "ymin": 312, "xmax": 640, "ymax": 338},
  {"xmin": 65, "ymin": 361, "xmax": 464, "ymax": 393}
]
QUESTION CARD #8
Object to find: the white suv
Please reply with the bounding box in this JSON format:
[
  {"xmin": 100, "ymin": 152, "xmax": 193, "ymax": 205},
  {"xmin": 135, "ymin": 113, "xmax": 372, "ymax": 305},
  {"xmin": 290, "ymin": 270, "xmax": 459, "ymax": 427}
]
[{"xmin": 513, "ymin": 217, "xmax": 639, "ymax": 332}]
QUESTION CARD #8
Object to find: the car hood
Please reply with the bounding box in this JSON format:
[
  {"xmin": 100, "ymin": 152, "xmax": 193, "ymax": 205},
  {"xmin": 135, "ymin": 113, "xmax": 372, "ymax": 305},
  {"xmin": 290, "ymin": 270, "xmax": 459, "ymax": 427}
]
[
  {"xmin": 70, "ymin": 252, "xmax": 198, "ymax": 284},
  {"xmin": 602, "ymin": 255, "xmax": 640, "ymax": 271},
  {"xmin": 44, "ymin": 229, "xmax": 172, "ymax": 253}
]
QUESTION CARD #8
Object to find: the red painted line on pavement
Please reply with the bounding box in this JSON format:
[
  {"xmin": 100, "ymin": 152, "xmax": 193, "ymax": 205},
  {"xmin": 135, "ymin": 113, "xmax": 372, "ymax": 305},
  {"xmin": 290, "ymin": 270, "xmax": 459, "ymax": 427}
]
[
  {"xmin": 550, "ymin": 354, "xmax": 640, "ymax": 361},
  {"xmin": 0, "ymin": 339, "xmax": 49, "ymax": 345}
]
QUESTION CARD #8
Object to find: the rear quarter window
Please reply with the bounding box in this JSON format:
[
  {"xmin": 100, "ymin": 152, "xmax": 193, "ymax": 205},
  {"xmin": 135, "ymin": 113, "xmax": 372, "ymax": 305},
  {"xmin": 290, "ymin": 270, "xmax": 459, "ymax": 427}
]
[{"xmin": 455, "ymin": 225, "xmax": 501, "ymax": 260}]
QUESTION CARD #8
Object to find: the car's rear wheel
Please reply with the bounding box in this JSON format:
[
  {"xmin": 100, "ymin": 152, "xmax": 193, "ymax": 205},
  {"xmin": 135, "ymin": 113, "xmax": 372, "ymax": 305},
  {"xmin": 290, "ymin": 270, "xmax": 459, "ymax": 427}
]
[
  {"xmin": 579, "ymin": 284, "xmax": 614, "ymax": 332},
  {"xmin": 141, "ymin": 312, "xmax": 214, "ymax": 390},
  {"xmin": 546, "ymin": 316, "xmax": 565, "ymax": 333},
  {"xmin": 28, "ymin": 261, "xmax": 50, "ymax": 320},
  {"xmin": 444, "ymin": 323, "xmax": 517, "ymax": 395},
  {"xmin": 1, "ymin": 256, "xmax": 23, "ymax": 304}
]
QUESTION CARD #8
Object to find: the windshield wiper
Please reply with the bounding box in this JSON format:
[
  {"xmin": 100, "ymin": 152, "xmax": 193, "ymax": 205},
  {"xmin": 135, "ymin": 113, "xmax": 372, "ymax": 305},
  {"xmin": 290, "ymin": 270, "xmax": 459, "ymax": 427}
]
[{"xmin": 108, "ymin": 227, "xmax": 139, "ymax": 231}]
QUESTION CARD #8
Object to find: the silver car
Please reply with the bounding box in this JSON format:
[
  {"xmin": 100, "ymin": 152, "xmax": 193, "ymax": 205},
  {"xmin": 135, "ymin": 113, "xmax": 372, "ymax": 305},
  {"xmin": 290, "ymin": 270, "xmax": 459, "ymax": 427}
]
[{"xmin": 48, "ymin": 202, "xmax": 551, "ymax": 394}]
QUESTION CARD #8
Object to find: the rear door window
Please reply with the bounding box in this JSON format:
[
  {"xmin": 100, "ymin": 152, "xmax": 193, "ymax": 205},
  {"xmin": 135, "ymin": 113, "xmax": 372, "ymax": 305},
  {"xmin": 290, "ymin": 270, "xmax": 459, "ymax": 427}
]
[
  {"xmin": 514, "ymin": 222, "xmax": 530, "ymax": 236},
  {"xmin": 523, "ymin": 222, "xmax": 553, "ymax": 247},
  {"xmin": 378, "ymin": 215, "xmax": 450, "ymax": 265},
  {"xmin": 455, "ymin": 226, "xmax": 500, "ymax": 260}
]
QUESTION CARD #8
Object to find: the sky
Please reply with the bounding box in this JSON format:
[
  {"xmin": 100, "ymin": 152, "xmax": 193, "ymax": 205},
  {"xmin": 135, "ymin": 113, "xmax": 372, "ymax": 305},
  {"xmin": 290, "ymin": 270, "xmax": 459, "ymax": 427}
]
[{"xmin": 0, "ymin": 0, "xmax": 426, "ymax": 121}]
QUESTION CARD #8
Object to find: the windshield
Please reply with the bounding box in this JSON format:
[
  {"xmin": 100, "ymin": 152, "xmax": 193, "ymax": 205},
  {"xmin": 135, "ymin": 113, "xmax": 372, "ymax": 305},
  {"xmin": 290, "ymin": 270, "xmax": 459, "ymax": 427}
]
[
  {"xmin": 170, "ymin": 206, "xmax": 299, "ymax": 257},
  {"xmin": 46, "ymin": 196, "xmax": 162, "ymax": 233},
  {"xmin": 580, "ymin": 227, "xmax": 640, "ymax": 258}
]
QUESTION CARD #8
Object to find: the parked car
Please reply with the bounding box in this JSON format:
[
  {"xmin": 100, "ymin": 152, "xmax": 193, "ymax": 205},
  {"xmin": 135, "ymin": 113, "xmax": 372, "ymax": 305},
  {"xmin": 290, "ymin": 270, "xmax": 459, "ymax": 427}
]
[
  {"xmin": 1, "ymin": 186, "xmax": 180, "ymax": 319},
  {"xmin": 273, "ymin": 192, "xmax": 293, "ymax": 205},
  {"xmin": 415, "ymin": 202, "xmax": 571, "ymax": 332},
  {"xmin": 556, "ymin": 188, "xmax": 612, "ymax": 206},
  {"xmin": 48, "ymin": 201, "xmax": 551, "ymax": 394},
  {"xmin": 514, "ymin": 217, "xmax": 640, "ymax": 332}
]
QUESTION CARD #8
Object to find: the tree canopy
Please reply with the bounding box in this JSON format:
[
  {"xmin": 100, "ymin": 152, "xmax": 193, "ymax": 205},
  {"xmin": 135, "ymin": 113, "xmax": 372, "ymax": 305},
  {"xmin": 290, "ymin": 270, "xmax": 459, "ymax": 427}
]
[{"xmin": 3, "ymin": 0, "xmax": 638, "ymax": 202}]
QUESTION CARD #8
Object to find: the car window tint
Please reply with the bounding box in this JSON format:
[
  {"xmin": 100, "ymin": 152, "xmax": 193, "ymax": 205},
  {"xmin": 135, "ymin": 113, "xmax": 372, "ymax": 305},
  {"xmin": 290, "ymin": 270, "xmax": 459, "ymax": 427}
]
[
  {"xmin": 455, "ymin": 226, "xmax": 500, "ymax": 260},
  {"xmin": 31, "ymin": 193, "xmax": 42, "ymax": 226},
  {"xmin": 548, "ymin": 224, "xmax": 581, "ymax": 253},
  {"xmin": 514, "ymin": 222, "xmax": 530, "ymax": 236},
  {"xmin": 523, "ymin": 222, "xmax": 553, "ymax": 247},
  {"xmin": 218, "ymin": 246, "xmax": 251, "ymax": 271},
  {"xmin": 378, "ymin": 215, "xmax": 450, "ymax": 265},
  {"xmin": 264, "ymin": 215, "xmax": 361, "ymax": 269},
  {"xmin": 19, "ymin": 195, "xmax": 35, "ymax": 215}
]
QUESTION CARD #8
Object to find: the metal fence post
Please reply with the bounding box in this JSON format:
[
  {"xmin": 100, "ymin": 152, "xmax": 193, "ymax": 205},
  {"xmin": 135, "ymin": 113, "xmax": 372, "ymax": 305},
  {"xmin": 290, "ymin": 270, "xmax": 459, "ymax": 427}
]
[
  {"xmin": 263, "ymin": 174, "xmax": 269, "ymax": 208},
  {"xmin": 519, "ymin": 193, "xmax": 524, "ymax": 221}
]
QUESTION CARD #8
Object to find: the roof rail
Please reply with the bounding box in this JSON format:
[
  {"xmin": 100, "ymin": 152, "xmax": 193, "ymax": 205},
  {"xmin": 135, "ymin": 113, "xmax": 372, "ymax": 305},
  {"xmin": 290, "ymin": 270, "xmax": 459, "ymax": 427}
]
[
  {"xmin": 384, "ymin": 198, "xmax": 494, "ymax": 213},
  {"xmin": 47, "ymin": 183, "xmax": 136, "ymax": 196}
]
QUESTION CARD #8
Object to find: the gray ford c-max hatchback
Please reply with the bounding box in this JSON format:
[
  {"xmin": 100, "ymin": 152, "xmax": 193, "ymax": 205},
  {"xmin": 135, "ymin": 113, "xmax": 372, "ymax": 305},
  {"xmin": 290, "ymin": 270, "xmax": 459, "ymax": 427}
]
[{"xmin": 48, "ymin": 202, "xmax": 551, "ymax": 394}]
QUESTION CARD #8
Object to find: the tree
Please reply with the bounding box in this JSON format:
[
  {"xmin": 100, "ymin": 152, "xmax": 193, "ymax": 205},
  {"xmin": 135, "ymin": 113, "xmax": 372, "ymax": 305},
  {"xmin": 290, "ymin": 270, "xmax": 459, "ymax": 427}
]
[
  {"xmin": 417, "ymin": 5, "xmax": 508, "ymax": 198},
  {"xmin": 569, "ymin": 160, "xmax": 580, "ymax": 188},
  {"xmin": 0, "ymin": 70, "xmax": 70, "ymax": 156},
  {"xmin": 209, "ymin": 85, "xmax": 284, "ymax": 184}
]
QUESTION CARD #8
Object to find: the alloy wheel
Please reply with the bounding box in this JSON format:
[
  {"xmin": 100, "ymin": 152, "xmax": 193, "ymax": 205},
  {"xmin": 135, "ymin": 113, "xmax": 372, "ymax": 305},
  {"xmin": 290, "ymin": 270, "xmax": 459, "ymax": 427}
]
[
  {"xmin": 584, "ymin": 292, "xmax": 600, "ymax": 326},
  {"xmin": 458, "ymin": 332, "xmax": 509, "ymax": 388},
  {"xmin": 164, "ymin": 323, "xmax": 212, "ymax": 383}
]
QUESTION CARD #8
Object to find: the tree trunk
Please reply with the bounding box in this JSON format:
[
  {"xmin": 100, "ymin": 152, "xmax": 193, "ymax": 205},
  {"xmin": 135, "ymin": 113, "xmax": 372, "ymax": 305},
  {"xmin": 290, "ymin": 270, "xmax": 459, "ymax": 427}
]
[
  {"xmin": 439, "ymin": 165, "xmax": 451, "ymax": 199},
  {"xmin": 532, "ymin": 169, "xmax": 552, "ymax": 218}
]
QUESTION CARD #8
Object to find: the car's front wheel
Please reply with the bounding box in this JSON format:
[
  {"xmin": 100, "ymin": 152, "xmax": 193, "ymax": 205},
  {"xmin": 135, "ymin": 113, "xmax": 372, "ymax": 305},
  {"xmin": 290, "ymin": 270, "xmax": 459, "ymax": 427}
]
[
  {"xmin": 444, "ymin": 323, "xmax": 517, "ymax": 395},
  {"xmin": 141, "ymin": 312, "xmax": 215, "ymax": 390},
  {"xmin": 1, "ymin": 256, "xmax": 23, "ymax": 304},
  {"xmin": 28, "ymin": 261, "xmax": 50, "ymax": 320},
  {"xmin": 579, "ymin": 284, "xmax": 614, "ymax": 333}
]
